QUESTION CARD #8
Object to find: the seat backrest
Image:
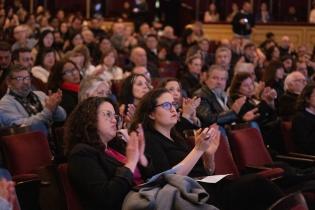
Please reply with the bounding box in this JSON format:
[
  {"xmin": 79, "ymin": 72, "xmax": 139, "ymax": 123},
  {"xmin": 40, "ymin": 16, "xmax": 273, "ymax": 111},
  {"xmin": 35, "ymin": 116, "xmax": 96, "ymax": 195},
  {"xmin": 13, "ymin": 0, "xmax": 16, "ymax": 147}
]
[
  {"xmin": 268, "ymin": 192, "xmax": 308, "ymax": 210},
  {"xmin": 159, "ymin": 61, "xmax": 179, "ymax": 78},
  {"xmin": 281, "ymin": 121, "xmax": 296, "ymax": 153},
  {"xmin": 229, "ymin": 127, "xmax": 273, "ymax": 172},
  {"xmin": 0, "ymin": 131, "xmax": 52, "ymax": 176},
  {"xmin": 214, "ymin": 134, "xmax": 240, "ymax": 177},
  {"xmin": 58, "ymin": 163, "xmax": 83, "ymax": 210}
]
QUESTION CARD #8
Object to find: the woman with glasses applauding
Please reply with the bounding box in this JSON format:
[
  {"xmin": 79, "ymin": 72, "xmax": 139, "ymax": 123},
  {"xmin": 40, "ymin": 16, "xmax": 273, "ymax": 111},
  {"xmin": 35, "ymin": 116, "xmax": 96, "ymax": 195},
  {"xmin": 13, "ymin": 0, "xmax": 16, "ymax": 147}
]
[
  {"xmin": 65, "ymin": 97, "xmax": 150, "ymax": 210},
  {"xmin": 129, "ymin": 88, "xmax": 283, "ymax": 210}
]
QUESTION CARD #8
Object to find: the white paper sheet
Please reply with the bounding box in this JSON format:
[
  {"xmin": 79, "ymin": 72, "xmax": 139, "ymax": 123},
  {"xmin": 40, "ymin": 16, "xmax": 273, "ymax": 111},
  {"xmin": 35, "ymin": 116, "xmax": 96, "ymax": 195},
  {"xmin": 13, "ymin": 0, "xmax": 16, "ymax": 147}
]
[{"xmin": 197, "ymin": 174, "xmax": 231, "ymax": 183}]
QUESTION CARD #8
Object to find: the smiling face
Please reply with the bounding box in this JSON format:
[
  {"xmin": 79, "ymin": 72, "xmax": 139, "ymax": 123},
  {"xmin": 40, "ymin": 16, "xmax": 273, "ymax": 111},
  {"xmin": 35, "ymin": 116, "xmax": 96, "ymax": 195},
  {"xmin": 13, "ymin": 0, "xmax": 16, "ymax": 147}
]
[
  {"xmin": 150, "ymin": 92, "xmax": 178, "ymax": 130},
  {"xmin": 97, "ymin": 101, "xmax": 118, "ymax": 145}
]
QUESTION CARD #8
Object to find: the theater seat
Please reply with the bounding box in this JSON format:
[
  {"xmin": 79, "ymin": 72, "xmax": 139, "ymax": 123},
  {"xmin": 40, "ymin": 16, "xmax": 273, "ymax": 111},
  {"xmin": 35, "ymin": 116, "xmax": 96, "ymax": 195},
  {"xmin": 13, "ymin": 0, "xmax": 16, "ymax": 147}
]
[
  {"xmin": 0, "ymin": 131, "xmax": 52, "ymax": 177},
  {"xmin": 281, "ymin": 121, "xmax": 296, "ymax": 154},
  {"xmin": 228, "ymin": 127, "xmax": 273, "ymax": 172},
  {"xmin": 214, "ymin": 134, "xmax": 239, "ymax": 177},
  {"xmin": 58, "ymin": 163, "xmax": 83, "ymax": 210},
  {"xmin": 268, "ymin": 192, "xmax": 308, "ymax": 210}
]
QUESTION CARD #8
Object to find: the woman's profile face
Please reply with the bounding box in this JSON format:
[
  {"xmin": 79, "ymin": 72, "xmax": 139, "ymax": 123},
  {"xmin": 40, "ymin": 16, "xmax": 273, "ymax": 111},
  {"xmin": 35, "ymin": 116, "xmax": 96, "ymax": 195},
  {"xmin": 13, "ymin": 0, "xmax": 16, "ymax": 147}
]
[
  {"xmin": 132, "ymin": 76, "xmax": 150, "ymax": 100},
  {"xmin": 309, "ymin": 89, "xmax": 315, "ymax": 109},
  {"xmin": 150, "ymin": 92, "xmax": 178, "ymax": 129},
  {"xmin": 239, "ymin": 77, "xmax": 255, "ymax": 98},
  {"xmin": 164, "ymin": 81, "xmax": 182, "ymax": 105},
  {"xmin": 97, "ymin": 102, "xmax": 118, "ymax": 144}
]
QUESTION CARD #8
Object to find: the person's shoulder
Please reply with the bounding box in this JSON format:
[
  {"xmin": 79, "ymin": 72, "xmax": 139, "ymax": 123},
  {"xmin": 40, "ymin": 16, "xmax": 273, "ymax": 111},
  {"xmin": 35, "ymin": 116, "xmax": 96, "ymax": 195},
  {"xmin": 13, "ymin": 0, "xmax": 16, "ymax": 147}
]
[{"xmin": 69, "ymin": 143, "xmax": 100, "ymax": 158}]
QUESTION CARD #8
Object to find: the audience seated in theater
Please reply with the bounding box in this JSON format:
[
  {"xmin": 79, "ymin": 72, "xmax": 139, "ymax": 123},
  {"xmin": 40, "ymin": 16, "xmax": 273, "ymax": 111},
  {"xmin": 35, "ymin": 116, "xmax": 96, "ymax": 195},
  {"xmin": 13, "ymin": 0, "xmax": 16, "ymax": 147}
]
[
  {"xmin": 0, "ymin": 179, "xmax": 16, "ymax": 210},
  {"xmin": 159, "ymin": 26, "xmax": 177, "ymax": 51},
  {"xmin": 126, "ymin": 46, "xmax": 159, "ymax": 78},
  {"xmin": 32, "ymin": 29, "xmax": 60, "ymax": 62},
  {"xmin": 278, "ymin": 71, "xmax": 307, "ymax": 120},
  {"xmin": 96, "ymin": 36, "xmax": 113, "ymax": 63},
  {"xmin": 0, "ymin": 64, "xmax": 66, "ymax": 134},
  {"xmin": 79, "ymin": 75, "xmax": 114, "ymax": 102},
  {"xmin": 194, "ymin": 65, "xmax": 257, "ymax": 127},
  {"xmin": 63, "ymin": 31, "xmax": 84, "ymax": 52},
  {"xmin": 93, "ymin": 47, "xmax": 124, "ymax": 81},
  {"xmin": 229, "ymin": 72, "xmax": 283, "ymax": 151},
  {"xmin": 129, "ymin": 88, "xmax": 283, "ymax": 210},
  {"xmin": 179, "ymin": 54, "xmax": 203, "ymax": 97},
  {"xmin": 263, "ymin": 61, "xmax": 285, "ymax": 101},
  {"xmin": 144, "ymin": 34, "xmax": 159, "ymax": 68},
  {"xmin": 292, "ymin": 83, "xmax": 315, "ymax": 155},
  {"xmin": 256, "ymin": 2, "xmax": 272, "ymax": 23},
  {"xmin": 278, "ymin": 36, "xmax": 295, "ymax": 57},
  {"xmin": 118, "ymin": 74, "xmax": 151, "ymax": 126},
  {"xmin": 11, "ymin": 25, "xmax": 37, "ymax": 51},
  {"xmin": 160, "ymin": 78, "xmax": 201, "ymax": 129},
  {"xmin": 309, "ymin": 0, "xmax": 315, "ymax": 23},
  {"xmin": 214, "ymin": 46, "xmax": 234, "ymax": 85},
  {"xmin": 65, "ymin": 45, "xmax": 95, "ymax": 77},
  {"xmin": 65, "ymin": 97, "xmax": 150, "ymax": 210},
  {"xmin": 0, "ymin": 42, "xmax": 12, "ymax": 98},
  {"xmin": 47, "ymin": 59, "xmax": 80, "ymax": 116},
  {"xmin": 81, "ymin": 28, "xmax": 99, "ymax": 65},
  {"xmin": 281, "ymin": 54, "xmax": 294, "ymax": 75},
  {"xmin": 226, "ymin": 3, "xmax": 239, "ymax": 22},
  {"xmin": 12, "ymin": 47, "xmax": 33, "ymax": 70},
  {"xmin": 204, "ymin": 2, "xmax": 220, "ymax": 23},
  {"xmin": 31, "ymin": 48, "xmax": 56, "ymax": 84}
]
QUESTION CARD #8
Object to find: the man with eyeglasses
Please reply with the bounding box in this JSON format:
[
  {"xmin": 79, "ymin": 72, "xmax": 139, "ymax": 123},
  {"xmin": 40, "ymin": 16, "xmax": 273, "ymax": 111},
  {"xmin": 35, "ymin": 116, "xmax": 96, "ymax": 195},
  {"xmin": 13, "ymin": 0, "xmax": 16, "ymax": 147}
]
[
  {"xmin": 0, "ymin": 64, "xmax": 66, "ymax": 134},
  {"xmin": 278, "ymin": 71, "xmax": 307, "ymax": 120}
]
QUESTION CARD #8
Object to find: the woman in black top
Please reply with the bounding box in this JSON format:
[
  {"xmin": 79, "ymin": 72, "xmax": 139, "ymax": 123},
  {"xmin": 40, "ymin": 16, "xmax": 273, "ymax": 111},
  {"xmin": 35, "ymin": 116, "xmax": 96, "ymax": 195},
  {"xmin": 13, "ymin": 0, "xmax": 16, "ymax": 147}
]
[
  {"xmin": 292, "ymin": 83, "xmax": 315, "ymax": 155},
  {"xmin": 130, "ymin": 88, "xmax": 283, "ymax": 210},
  {"xmin": 65, "ymin": 97, "xmax": 149, "ymax": 210}
]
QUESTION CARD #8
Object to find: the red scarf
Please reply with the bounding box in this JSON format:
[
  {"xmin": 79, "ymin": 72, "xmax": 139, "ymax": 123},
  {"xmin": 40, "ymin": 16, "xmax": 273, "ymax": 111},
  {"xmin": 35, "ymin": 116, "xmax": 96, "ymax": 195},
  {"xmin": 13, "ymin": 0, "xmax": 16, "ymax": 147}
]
[{"xmin": 61, "ymin": 82, "xmax": 80, "ymax": 93}]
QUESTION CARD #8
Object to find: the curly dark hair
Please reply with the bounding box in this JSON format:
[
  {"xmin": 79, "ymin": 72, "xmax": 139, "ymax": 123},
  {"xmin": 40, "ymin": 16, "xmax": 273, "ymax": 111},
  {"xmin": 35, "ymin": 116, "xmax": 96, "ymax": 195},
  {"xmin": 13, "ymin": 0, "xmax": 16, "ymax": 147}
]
[
  {"xmin": 296, "ymin": 82, "xmax": 315, "ymax": 111},
  {"xmin": 64, "ymin": 97, "xmax": 119, "ymax": 155},
  {"xmin": 129, "ymin": 88, "xmax": 169, "ymax": 132}
]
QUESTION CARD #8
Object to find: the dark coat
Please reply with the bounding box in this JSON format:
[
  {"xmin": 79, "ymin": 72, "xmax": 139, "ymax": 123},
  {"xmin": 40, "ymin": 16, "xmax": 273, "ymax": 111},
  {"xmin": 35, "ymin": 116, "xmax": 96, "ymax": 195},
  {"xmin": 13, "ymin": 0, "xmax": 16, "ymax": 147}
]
[
  {"xmin": 68, "ymin": 143, "xmax": 134, "ymax": 210},
  {"xmin": 194, "ymin": 85, "xmax": 238, "ymax": 127},
  {"xmin": 292, "ymin": 110, "xmax": 315, "ymax": 155}
]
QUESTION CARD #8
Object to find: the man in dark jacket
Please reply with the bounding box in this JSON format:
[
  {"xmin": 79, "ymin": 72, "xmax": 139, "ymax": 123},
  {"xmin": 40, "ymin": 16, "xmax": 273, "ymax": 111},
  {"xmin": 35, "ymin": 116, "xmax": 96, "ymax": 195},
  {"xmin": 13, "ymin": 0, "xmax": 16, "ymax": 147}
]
[{"xmin": 194, "ymin": 65, "xmax": 258, "ymax": 127}]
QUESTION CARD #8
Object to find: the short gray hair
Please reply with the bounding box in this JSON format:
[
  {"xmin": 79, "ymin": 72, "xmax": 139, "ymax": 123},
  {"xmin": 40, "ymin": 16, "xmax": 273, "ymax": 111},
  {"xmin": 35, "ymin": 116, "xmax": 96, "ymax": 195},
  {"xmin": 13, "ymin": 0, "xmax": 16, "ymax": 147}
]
[{"xmin": 284, "ymin": 71, "xmax": 305, "ymax": 91}]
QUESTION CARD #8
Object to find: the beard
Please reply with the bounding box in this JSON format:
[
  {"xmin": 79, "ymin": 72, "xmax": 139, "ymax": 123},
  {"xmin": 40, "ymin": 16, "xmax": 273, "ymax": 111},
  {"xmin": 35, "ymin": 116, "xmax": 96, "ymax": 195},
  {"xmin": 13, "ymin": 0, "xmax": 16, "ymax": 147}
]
[
  {"xmin": 13, "ymin": 86, "xmax": 32, "ymax": 98},
  {"xmin": 212, "ymin": 87, "xmax": 225, "ymax": 96}
]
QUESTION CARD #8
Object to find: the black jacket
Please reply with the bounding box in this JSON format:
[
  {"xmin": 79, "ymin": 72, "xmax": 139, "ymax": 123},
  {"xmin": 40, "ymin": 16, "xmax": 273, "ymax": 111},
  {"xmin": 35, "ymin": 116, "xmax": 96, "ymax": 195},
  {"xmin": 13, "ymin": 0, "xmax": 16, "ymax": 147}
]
[
  {"xmin": 292, "ymin": 110, "xmax": 315, "ymax": 155},
  {"xmin": 194, "ymin": 85, "xmax": 238, "ymax": 127},
  {"xmin": 68, "ymin": 143, "xmax": 134, "ymax": 210}
]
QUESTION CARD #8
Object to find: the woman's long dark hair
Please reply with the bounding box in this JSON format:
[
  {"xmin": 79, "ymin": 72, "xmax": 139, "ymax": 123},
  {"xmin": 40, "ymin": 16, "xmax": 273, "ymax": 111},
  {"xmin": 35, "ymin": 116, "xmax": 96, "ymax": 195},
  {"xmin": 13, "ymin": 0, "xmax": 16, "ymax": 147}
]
[
  {"xmin": 129, "ymin": 88, "xmax": 169, "ymax": 132},
  {"xmin": 64, "ymin": 97, "xmax": 119, "ymax": 155},
  {"xmin": 47, "ymin": 59, "xmax": 79, "ymax": 91},
  {"xmin": 118, "ymin": 74, "xmax": 150, "ymax": 106}
]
